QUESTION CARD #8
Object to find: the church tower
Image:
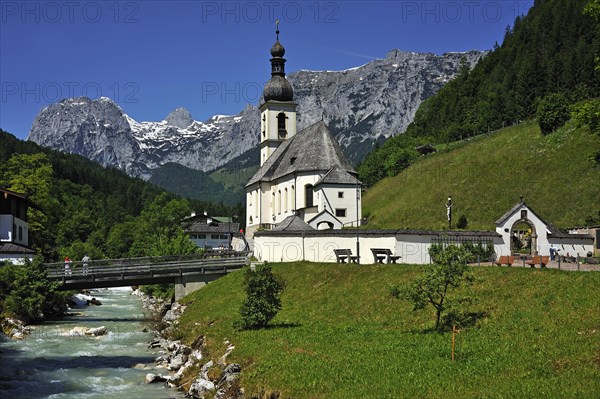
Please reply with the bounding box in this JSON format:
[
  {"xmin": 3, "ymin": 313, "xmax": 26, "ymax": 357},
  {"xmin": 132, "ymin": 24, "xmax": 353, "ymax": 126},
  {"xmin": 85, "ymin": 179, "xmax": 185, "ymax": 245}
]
[{"xmin": 259, "ymin": 22, "xmax": 297, "ymax": 166}]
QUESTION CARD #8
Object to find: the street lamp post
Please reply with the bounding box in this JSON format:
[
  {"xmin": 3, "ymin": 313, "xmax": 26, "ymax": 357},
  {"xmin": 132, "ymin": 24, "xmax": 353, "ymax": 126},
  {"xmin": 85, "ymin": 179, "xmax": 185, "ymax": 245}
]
[
  {"xmin": 229, "ymin": 213, "xmax": 238, "ymax": 251},
  {"xmin": 356, "ymin": 178, "xmax": 360, "ymax": 265}
]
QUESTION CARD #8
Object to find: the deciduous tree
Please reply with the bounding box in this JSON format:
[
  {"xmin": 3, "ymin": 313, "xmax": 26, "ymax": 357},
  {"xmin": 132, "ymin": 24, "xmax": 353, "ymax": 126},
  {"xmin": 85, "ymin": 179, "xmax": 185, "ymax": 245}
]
[
  {"xmin": 390, "ymin": 245, "xmax": 473, "ymax": 331},
  {"xmin": 236, "ymin": 264, "xmax": 286, "ymax": 330}
]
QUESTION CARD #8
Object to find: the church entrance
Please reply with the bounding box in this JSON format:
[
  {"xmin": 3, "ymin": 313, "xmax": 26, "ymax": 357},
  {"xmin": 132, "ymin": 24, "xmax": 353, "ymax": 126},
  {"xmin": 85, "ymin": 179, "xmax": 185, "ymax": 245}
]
[
  {"xmin": 510, "ymin": 220, "xmax": 538, "ymax": 256},
  {"xmin": 317, "ymin": 221, "xmax": 334, "ymax": 230}
]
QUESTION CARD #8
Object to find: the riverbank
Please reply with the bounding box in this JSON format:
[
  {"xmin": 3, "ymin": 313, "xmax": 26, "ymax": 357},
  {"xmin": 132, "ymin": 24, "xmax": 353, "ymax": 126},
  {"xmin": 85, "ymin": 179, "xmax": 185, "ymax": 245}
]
[
  {"xmin": 138, "ymin": 290, "xmax": 244, "ymax": 398},
  {"xmin": 0, "ymin": 287, "xmax": 185, "ymax": 398}
]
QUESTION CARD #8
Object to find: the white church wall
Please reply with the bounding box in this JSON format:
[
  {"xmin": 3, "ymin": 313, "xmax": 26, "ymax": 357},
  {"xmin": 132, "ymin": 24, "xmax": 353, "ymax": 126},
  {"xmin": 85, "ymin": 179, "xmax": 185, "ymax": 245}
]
[
  {"xmin": 270, "ymin": 179, "xmax": 297, "ymax": 225},
  {"xmin": 245, "ymin": 184, "xmax": 261, "ymax": 235},
  {"xmin": 261, "ymin": 102, "xmax": 297, "ymax": 141},
  {"xmin": 316, "ymin": 185, "xmax": 361, "ymax": 227},
  {"xmin": 295, "ymin": 174, "xmax": 320, "ymax": 209},
  {"xmin": 260, "ymin": 183, "xmax": 272, "ymax": 224}
]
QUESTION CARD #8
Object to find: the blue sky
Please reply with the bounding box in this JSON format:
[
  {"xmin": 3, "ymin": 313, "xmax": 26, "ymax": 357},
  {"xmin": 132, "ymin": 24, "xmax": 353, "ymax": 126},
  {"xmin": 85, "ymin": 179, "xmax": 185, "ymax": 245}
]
[{"xmin": 1, "ymin": 0, "xmax": 534, "ymax": 140}]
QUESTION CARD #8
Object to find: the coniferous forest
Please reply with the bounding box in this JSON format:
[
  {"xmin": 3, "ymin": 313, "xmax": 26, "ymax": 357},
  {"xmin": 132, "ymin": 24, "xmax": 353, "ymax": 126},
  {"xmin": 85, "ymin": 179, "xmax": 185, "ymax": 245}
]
[{"xmin": 358, "ymin": 0, "xmax": 600, "ymax": 187}]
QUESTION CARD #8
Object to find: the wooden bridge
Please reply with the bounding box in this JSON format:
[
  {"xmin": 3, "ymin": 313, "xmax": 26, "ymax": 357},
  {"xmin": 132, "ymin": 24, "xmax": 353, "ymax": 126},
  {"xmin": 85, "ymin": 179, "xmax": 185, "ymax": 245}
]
[{"xmin": 44, "ymin": 251, "xmax": 249, "ymax": 299}]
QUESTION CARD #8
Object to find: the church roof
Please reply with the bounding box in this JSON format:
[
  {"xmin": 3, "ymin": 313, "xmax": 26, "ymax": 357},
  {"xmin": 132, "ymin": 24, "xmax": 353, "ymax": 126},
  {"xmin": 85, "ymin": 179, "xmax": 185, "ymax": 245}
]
[
  {"xmin": 272, "ymin": 215, "xmax": 314, "ymax": 231},
  {"xmin": 314, "ymin": 166, "xmax": 360, "ymax": 187},
  {"xmin": 246, "ymin": 121, "xmax": 356, "ymax": 187}
]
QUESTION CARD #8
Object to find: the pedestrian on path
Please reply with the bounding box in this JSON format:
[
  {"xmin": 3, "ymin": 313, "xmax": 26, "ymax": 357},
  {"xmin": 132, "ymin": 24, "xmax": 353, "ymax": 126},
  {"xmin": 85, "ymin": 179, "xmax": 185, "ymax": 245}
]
[
  {"xmin": 82, "ymin": 254, "xmax": 90, "ymax": 276},
  {"xmin": 64, "ymin": 256, "xmax": 72, "ymax": 276}
]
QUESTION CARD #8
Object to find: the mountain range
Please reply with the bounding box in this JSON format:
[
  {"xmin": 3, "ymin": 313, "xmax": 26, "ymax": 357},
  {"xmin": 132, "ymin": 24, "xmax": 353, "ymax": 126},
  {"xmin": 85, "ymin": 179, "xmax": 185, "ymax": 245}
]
[{"xmin": 28, "ymin": 49, "xmax": 486, "ymax": 182}]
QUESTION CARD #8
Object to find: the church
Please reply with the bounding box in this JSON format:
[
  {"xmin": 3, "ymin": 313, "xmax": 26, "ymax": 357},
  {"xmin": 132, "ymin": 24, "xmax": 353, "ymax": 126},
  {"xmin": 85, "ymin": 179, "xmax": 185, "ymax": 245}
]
[{"xmin": 245, "ymin": 27, "xmax": 361, "ymax": 237}]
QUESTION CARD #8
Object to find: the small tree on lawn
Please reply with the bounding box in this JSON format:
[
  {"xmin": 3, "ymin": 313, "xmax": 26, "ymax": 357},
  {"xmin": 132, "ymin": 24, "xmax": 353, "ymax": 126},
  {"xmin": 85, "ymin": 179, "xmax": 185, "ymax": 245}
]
[
  {"xmin": 390, "ymin": 244, "xmax": 473, "ymax": 331},
  {"xmin": 236, "ymin": 264, "xmax": 286, "ymax": 330},
  {"xmin": 537, "ymin": 93, "xmax": 570, "ymax": 135},
  {"xmin": 456, "ymin": 215, "xmax": 468, "ymax": 229}
]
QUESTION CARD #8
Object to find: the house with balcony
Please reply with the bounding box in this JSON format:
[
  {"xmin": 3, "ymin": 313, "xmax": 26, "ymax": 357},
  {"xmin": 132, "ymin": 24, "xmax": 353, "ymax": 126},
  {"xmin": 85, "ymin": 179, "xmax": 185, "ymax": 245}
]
[
  {"xmin": 181, "ymin": 212, "xmax": 241, "ymax": 250},
  {"xmin": 0, "ymin": 188, "xmax": 38, "ymax": 264}
]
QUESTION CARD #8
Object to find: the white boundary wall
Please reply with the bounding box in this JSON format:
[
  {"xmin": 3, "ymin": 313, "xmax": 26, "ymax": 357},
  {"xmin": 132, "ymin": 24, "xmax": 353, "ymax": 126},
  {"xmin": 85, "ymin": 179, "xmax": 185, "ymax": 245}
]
[{"xmin": 254, "ymin": 230, "xmax": 507, "ymax": 264}]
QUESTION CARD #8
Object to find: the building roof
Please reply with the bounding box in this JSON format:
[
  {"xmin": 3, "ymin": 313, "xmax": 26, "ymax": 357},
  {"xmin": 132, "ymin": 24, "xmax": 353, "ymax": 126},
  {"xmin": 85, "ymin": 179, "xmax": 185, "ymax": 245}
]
[
  {"xmin": 546, "ymin": 223, "xmax": 593, "ymax": 239},
  {"xmin": 0, "ymin": 187, "xmax": 41, "ymax": 210},
  {"xmin": 271, "ymin": 215, "xmax": 314, "ymax": 231},
  {"xmin": 182, "ymin": 221, "xmax": 240, "ymax": 234},
  {"xmin": 314, "ymin": 166, "xmax": 360, "ymax": 187},
  {"xmin": 495, "ymin": 201, "xmax": 550, "ymax": 226},
  {"xmin": 246, "ymin": 121, "xmax": 356, "ymax": 187},
  {"xmin": 0, "ymin": 243, "xmax": 36, "ymax": 254},
  {"xmin": 495, "ymin": 201, "xmax": 592, "ymax": 239},
  {"xmin": 181, "ymin": 214, "xmax": 240, "ymax": 234},
  {"xmin": 415, "ymin": 144, "xmax": 437, "ymax": 155},
  {"xmin": 256, "ymin": 228, "xmax": 502, "ymax": 238},
  {"xmin": 306, "ymin": 209, "xmax": 343, "ymax": 229}
]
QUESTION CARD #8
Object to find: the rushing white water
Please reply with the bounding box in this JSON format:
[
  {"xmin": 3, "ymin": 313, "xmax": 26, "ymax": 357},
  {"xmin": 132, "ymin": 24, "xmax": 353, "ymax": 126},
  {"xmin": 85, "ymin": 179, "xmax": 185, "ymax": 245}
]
[{"xmin": 0, "ymin": 288, "xmax": 184, "ymax": 399}]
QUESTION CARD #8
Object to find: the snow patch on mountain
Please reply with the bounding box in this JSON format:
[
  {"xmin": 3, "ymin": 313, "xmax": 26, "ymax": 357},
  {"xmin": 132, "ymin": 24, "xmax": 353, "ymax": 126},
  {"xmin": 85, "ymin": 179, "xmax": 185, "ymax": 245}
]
[{"xmin": 27, "ymin": 49, "xmax": 486, "ymax": 179}]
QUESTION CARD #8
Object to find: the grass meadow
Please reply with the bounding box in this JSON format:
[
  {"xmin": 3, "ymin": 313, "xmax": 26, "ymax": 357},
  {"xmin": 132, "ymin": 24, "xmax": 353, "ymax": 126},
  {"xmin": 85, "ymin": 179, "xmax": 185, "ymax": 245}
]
[
  {"xmin": 177, "ymin": 262, "xmax": 600, "ymax": 398},
  {"xmin": 362, "ymin": 120, "xmax": 600, "ymax": 230}
]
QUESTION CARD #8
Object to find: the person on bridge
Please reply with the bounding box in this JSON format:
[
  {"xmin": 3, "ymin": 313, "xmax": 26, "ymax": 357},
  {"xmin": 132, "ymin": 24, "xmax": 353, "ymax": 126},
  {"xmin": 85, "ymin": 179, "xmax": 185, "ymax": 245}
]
[
  {"xmin": 64, "ymin": 256, "xmax": 72, "ymax": 276},
  {"xmin": 82, "ymin": 254, "xmax": 90, "ymax": 276}
]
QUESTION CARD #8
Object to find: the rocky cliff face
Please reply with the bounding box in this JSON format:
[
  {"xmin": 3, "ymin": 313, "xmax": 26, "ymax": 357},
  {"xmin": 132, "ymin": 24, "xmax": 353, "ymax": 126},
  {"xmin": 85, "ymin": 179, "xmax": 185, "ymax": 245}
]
[{"xmin": 28, "ymin": 49, "xmax": 486, "ymax": 179}]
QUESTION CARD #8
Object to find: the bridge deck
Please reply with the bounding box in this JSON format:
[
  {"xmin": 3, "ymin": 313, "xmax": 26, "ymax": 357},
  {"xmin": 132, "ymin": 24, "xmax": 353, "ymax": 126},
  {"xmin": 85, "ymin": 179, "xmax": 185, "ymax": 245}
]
[{"xmin": 45, "ymin": 251, "xmax": 249, "ymax": 290}]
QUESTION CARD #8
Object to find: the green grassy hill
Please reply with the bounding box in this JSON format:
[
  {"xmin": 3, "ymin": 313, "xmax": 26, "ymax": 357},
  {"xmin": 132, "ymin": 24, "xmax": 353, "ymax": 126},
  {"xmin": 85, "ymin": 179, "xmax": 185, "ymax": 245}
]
[
  {"xmin": 176, "ymin": 262, "xmax": 600, "ymax": 398},
  {"xmin": 362, "ymin": 120, "xmax": 600, "ymax": 230}
]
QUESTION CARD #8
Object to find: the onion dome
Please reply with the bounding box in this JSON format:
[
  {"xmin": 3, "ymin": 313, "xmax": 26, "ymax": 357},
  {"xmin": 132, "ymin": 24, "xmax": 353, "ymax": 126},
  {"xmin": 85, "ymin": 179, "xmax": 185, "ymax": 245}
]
[
  {"xmin": 264, "ymin": 76, "xmax": 293, "ymax": 102},
  {"xmin": 270, "ymin": 40, "xmax": 285, "ymax": 58},
  {"xmin": 263, "ymin": 21, "xmax": 294, "ymax": 102}
]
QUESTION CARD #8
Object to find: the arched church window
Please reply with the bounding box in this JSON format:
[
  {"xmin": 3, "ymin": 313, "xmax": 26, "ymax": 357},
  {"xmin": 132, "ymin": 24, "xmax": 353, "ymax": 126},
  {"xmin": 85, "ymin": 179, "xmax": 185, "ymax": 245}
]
[
  {"xmin": 277, "ymin": 112, "xmax": 287, "ymax": 139},
  {"xmin": 284, "ymin": 188, "xmax": 288, "ymax": 213},
  {"xmin": 277, "ymin": 190, "xmax": 282, "ymax": 214},
  {"xmin": 305, "ymin": 184, "xmax": 314, "ymax": 208}
]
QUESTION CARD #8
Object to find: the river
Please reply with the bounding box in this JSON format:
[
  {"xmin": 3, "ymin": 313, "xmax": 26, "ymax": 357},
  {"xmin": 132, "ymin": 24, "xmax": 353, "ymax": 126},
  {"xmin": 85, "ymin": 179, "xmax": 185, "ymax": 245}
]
[{"xmin": 0, "ymin": 287, "xmax": 184, "ymax": 399}]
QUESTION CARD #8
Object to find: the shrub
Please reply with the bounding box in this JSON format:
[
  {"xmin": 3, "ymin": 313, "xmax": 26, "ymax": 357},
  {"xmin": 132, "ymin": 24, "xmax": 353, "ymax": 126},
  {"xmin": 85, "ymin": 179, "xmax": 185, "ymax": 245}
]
[
  {"xmin": 571, "ymin": 98, "xmax": 600, "ymax": 133},
  {"xmin": 235, "ymin": 264, "xmax": 285, "ymax": 330},
  {"xmin": 456, "ymin": 215, "xmax": 468, "ymax": 229},
  {"xmin": 537, "ymin": 93, "xmax": 570, "ymax": 135},
  {"xmin": 140, "ymin": 284, "xmax": 175, "ymax": 300},
  {"xmin": 0, "ymin": 258, "xmax": 71, "ymax": 323}
]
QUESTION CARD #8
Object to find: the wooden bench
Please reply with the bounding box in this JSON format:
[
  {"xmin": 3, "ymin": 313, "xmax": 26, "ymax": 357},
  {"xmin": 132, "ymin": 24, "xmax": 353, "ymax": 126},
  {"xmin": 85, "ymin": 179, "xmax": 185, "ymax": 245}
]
[
  {"xmin": 370, "ymin": 248, "xmax": 402, "ymax": 264},
  {"xmin": 525, "ymin": 255, "xmax": 549, "ymax": 268},
  {"xmin": 334, "ymin": 249, "xmax": 359, "ymax": 264},
  {"xmin": 494, "ymin": 255, "xmax": 515, "ymax": 266}
]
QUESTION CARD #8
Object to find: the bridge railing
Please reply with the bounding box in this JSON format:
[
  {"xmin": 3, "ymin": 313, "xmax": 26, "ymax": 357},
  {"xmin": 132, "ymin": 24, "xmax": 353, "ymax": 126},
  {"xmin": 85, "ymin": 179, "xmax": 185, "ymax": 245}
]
[{"xmin": 44, "ymin": 251, "xmax": 250, "ymax": 280}]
